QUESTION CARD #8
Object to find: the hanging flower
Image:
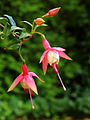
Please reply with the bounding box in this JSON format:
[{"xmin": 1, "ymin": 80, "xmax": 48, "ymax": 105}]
[
  {"xmin": 40, "ymin": 37, "xmax": 72, "ymax": 91},
  {"xmin": 8, "ymin": 64, "xmax": 43, "ymax": 109},
  {"xmin": 42, "ymin": 7, "xmax": 61, "ymax": 18}
]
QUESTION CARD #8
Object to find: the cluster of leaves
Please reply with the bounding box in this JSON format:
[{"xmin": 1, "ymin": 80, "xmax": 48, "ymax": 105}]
[
  {"xmin": 0, "ymin": 0, "xmax": 90, "ymax": 120},
  {"xmin": 0, "ymin": 14, "xmax": 41, "ymax": 50}
]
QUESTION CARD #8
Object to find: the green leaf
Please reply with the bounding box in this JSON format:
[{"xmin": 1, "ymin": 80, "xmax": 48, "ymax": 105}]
[
  {"xmin": 0, "ymin": 31, "xmax": 3, "ymax": 36},
  {"xmin": 3, "ymin": 24, "xmax": 11, "ymax": 37},
  {"xmin": 20, "ymin": 32, "xmax": 31, "ymax": 39},
  {"xmin": 0, "ymin": 17, "xmax": 8, "ymax": 25},
  {"xmin": 3, "ymin": 24, "xmax": 8, "ymax": 35},
  {"xmin": 6, "ymin": 43, "xmax": 20, "ymax": 50},
  {"xmin": 4, "ymin": 15, "xmax": 16, "ymax": 26},
  {"xmin": 38, "ymin": 24, "xmax": 48, "ymax": 27},
  {"xmin": 35, "ymin": 24, "xmax": 48, "ymax": 30},
  {"xmin": 11, "ymin": 26, "xmax": 23, "ymax": 31},
  {"xmin": 21, "ymin": 21, "xmax": 32, "ymax": 27}
]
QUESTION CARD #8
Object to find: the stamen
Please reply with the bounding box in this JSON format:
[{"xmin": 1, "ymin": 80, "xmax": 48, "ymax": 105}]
[
  {"xmin": 57, "ymin": 73, "xmax": 66, "ymax": 91},
  {"xmin": 29, "ymin": 89, "xmax": 35, "ymax": 109}
]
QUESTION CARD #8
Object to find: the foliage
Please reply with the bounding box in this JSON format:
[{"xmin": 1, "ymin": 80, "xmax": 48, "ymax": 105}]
[{"xmin": 0, "ymin": 0, "xmax": 90, "ymax": 120}]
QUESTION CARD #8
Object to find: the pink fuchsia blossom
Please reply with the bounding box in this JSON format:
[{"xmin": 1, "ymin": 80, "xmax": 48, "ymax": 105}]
[
  {"xmin": 34, "ymin": 18, "xmax": 45, "ymax": 25},
  {"xmin": 42, "ymin": 7, "xmax": 61, "ymax": 18},
  {"xmin": 8, "ymin": 64, "xmax": 43, "ymax": 109},
  {"xmin": 40, "ymin": 38, "xmax": 72, "ymax": 91}
]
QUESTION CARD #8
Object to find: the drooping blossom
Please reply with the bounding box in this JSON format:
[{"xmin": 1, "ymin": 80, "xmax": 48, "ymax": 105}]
[
  {"xmin": 40, "ymin": 37, "xmax": 72, "ymax": 91},
  {"xmin": 42, "ymin": 7, "xmax": 61, "ymax": 18},
  {"xmin": 34, "ymin": 18, "xmax": 45, "ymax": 25},
  {"xmin": 8, "ymin": 64, "xmax": 43, "ymax": 109}
]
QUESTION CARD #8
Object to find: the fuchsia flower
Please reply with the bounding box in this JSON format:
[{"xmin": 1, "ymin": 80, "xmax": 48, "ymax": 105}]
[
  {"xmin": 42, "ymin": 7, "xmax": 61, "ymax": 18},
  {"xmin": 8, "ymin": 64, "xmax": 43, "ymax": 109},
  {"xmin": 40, "ymin": 38, "xmax": 72, "ymax": 91}
]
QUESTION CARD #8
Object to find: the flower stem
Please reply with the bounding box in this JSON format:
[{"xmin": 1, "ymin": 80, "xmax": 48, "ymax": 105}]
[
  {"xmin": 18, "ymin": 44, "xmax": 25, "ymax": 63},
  {"xmin": 34, "ymin": 31, "xmax": 45, "ymax": 38},
  {"xmin": 31, "ymin": 20, "xmax": 35, "ymax": 33},
  {"xmin": 0, "ymin": 24, "xmax": 4, "ymax": 28}
]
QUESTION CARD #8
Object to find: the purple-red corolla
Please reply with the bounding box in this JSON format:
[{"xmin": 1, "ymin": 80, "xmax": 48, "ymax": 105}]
[
  {"xmin": 8, "ymin": 64, "xmax": 43, "ymax": 109},
  {"xmin": 40, "ymin": 37, "xmax": 72, "ymax": 91}
]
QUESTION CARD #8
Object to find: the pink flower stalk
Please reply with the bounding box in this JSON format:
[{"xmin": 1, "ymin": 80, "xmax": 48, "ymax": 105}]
[
  {"xmin": 42, "ymin": 7, "xmax": 61, "ymax": 18},
  {"xmin": 40, "ymin": 38, "xmax": 72, "ymax": 91},
  {"xmin": 8, "ymin": 64, "xmax": 43, "ymax": 109},
  {"xmin": 34, "ymin": 18, "xmax": 45, "ymax": 25}
]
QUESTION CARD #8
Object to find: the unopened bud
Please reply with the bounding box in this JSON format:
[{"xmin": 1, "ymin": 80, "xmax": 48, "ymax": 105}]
[
  {"xmin": 34, "ymin": 18, "xmax": 45, "ymax": 25},
  {"xmin": 42, "ymin": 7, "xmax": 61, "ymax": 17}
]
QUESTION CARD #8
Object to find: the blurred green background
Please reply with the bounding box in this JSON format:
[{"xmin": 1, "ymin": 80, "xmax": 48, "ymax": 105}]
[{"xmin": 0, "ymin": 0, "xmax": 90, "ymax": 120}]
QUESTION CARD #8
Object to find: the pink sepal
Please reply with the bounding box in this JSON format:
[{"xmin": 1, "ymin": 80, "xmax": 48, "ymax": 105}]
[
  {"xmin": 25, "ymin": 76, "xmax": 38, "ymax": 95},
  {"xmin": 58, "ymin": 51, "xmax": 72, "ymax": 60},
  {"xmin": 8, "ymin": 74, "xmax": 23, "ymax": 92},
  {"xmin": 42, "ymin": 38, "xmax": 51, "ymax": 50}
]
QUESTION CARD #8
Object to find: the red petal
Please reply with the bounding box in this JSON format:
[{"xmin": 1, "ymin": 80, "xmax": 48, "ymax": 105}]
[
  {"xmin": 40, "ymin": 50, "xmax": 48, "ymax": 63},
  {"xmin": 8, "ymin": 74, "xmax": 23, "ymax": 92},
  {"xmin": 42, "ymin": 53, "xmax": 48, "ymax": 74},
  {"xmin": 24, "ymin": 89, "xmax": 29, "ymax": 94},
  {"xmin": 52, "ymin": 63, "xmax": 58, "ymax": 74},
  {"xmin": 58, "ymin": 51, "xmax": 72, "ymax": 60},
  {"xmin": 25, "ymin": 76, "xmax": 38, "ymax": 95}
]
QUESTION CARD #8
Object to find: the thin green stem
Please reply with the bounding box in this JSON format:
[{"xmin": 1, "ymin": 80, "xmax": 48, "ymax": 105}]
[
  {"xmin": 34, "ymin": 32, "xmax": 45, "ymax": 38},
  {"xmin": 0, "ymin": 24, "xmax": 4, "ymax": 28},
  {"xmin": 18, "ymin": 44, "xmax": 25, "ymax": 63},
  {"xmin": 33, "ymin": 25, "xmax": 39, "ymax": 33},
  {"xmin": 12, "ymin": 31, "xmax": 20, "ymax": 38},
  {"xmin": 31, "ymin": 20, "xmax": 35, "ymax": 33}
]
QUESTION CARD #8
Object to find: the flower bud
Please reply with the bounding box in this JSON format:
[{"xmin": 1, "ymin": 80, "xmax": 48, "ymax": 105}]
[
  {"xmin": 34, "ymin": 18, "xmax": 45, "ymax": 25},
  {"xmin": 47, "ymin": 51, "xmax": 59, "ymax": 66},
  {"xmin": 42, "ymin": 7, "xmax": 61, "ymax": 17}
]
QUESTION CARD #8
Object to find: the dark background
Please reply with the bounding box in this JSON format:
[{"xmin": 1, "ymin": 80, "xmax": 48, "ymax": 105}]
[{"xmin": 0, "ymin": 0, "xmax": 90, "ymax": 120}]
